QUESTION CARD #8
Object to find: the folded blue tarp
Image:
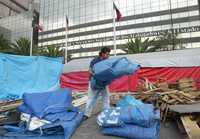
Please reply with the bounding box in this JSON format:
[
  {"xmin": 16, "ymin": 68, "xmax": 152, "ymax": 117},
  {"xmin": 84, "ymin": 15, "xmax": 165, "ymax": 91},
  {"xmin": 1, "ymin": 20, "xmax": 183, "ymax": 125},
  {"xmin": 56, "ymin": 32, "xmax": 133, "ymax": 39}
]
[
  {"xmin": 2, "ymin": 112, "xmax": 83, "ymax": 139},
  {"xmin": 98, "ymin": 95, "xmax": 160, "ymax": 139},
  {"xmin": 93, "ymin": 57, "xmax": 140, "ymax": 81},
  {"xmin": 120, "ymin": 105, "xmax": 160, "ymax": 128},
  {"xmin": 97, "ymin": 105, "xmax": 160, "ymax": 128},
  {"xmin": 102, "ymin": 121, "xmax": 160, "ymax": 139},
  {"xmin": 91, "ymin": 57, "xmax": 140, "ymax": 89},
  {"xmin": 0, "ymin": 53, "xmax": 63, "ymax": 100},
  {"xmin": 0, "ymin": 135, "xmax": 64, "ymax": 139},
  {"xmin": 97, "ymin": 107, "xmax": 123, "ymax": 127},
  {"xmin": 19, "ymin": 88, "xmax": 74, "ymax": 119},
  {"xmin": 2, "ymin": 89, "xmax": 83, "ymax": 139}
]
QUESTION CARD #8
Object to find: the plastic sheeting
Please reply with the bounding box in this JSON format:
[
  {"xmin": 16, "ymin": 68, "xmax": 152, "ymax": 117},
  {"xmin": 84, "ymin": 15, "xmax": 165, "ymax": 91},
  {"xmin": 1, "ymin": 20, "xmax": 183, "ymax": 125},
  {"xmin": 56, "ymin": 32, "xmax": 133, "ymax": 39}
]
[
  {"xmin": 93, "ymin": 57, "xmax": 140, "ymax": 82},
  {"xmin": 2, "ymin": 89, "xmax": 83, "ymax": 139},
  {"xmin": 19, "ymin": 89, "xmax": 75, "ymax": 119},
  {"xmin": 102, "ymin": 121, "xmax": 160, "ymax": 139},
  {"xmin": 63, "ymin": 48, "xmax": 200, "ymax": 73},
  {"xmin": 90, "ymin": 57, "xmax": 140, "ymax": 89},
  {"xmin": 0, "ymin": 135, "xmax": 64, "ymax": 139},
  {"xmin": 119, "ymin": 105, "xmax": 160, "ymax": 128},
  {"xmin": 98, "ymin": 96, "xmax": 160, "ymax": 139},
  {"xmin": 61, "ymin": 67, "xmax": 200, "ymax": 92},
  {"xmin": 0, "ymin": 53, "xmax": 63, "ymax": 100},
  {"xmin": 117, "ymin": 95, "xmax": 143, "ymax": 107}
]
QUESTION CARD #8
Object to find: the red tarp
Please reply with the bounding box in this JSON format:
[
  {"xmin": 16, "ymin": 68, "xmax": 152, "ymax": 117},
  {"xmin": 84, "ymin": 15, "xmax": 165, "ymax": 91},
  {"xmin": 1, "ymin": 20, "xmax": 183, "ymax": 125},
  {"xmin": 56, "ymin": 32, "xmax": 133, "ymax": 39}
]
[{"xmin": 61, "ymin": 67, "xmax": 200, "ymax": 92}]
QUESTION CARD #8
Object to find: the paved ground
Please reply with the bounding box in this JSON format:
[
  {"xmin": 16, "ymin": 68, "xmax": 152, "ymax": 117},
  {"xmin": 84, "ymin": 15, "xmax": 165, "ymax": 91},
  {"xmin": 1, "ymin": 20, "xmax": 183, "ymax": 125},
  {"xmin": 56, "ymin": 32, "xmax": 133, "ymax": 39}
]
[{"xmin": 72, "ymin": 103, "xmax": 187, "ymax": 139}]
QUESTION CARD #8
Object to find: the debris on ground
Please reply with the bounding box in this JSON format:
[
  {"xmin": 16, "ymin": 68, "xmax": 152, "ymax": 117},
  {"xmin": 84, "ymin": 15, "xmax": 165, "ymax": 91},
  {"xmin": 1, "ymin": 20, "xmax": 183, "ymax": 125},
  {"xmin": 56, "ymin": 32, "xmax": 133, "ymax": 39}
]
[{"xmin": 110, "ymin": 77, "xmax": 200, "ymax": 139}]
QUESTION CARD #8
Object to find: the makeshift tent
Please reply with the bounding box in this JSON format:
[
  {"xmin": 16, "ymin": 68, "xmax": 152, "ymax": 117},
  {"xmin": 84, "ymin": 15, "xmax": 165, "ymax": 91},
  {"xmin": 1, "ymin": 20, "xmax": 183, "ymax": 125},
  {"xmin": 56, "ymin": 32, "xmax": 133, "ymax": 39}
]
[
  {"xmin": 0, "ymin": 53, "xmax": 63, "ymax": 100},
  {"xmin": 61, "ymin": 48, "xmax": 200, "ymax": 92}
]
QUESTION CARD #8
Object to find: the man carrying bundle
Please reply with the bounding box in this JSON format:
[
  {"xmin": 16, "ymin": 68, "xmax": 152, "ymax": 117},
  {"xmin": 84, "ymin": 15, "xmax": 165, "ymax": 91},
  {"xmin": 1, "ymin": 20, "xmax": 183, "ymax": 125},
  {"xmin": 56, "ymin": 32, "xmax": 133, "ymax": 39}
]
[{"xmin": 84, "ymin": 47, "xmax": 111, "ymax": 119}]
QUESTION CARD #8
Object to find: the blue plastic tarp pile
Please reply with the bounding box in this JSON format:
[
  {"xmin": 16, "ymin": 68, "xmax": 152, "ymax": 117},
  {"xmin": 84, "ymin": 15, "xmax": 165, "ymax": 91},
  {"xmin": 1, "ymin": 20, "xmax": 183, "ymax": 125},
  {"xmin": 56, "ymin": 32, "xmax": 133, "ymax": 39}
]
[
  {"xmin": 0, "ymin": 53, "xmax": 63, "ymax": 100},
  {"xmin": 97, "ymin": 95, "xmax": 160, "ymax": 139},
  {"xmin": 91, "ymin": 57, "xmax": 140, "ymax": 89},
  {"xmin": 1, "ymin": 89, "xmax": 83, "ymax": 139}
]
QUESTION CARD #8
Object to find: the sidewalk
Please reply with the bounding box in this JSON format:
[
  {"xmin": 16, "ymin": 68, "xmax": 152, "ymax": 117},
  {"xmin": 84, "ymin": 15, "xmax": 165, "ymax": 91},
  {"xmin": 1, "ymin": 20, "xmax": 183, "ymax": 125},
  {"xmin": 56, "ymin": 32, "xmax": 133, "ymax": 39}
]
[{"xmin": 72, "ymin": 104, "xmax": 186, "ymax": 139}]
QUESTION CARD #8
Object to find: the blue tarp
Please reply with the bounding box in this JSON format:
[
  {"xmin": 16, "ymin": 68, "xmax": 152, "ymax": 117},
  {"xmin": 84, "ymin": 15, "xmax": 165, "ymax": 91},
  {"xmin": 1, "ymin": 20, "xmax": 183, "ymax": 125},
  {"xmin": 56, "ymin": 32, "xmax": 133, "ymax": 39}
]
[
  {"xmin": 1, "ymin": 89, "xmax": 83, "ymax": 139},
  {"xmin": 97, "ymin": 107, "xmax": 123, "ymax": 127},
  {"xmin": 102, "ymin": 121, "xmax": 160, "ymax": 139},
  {"xmin": 0, "ymin": 135, "xmax": 64, "ymax": 139},
  {"xmin": 0, "ymin": 53, "xmax": 63, "ymax": 100},
  {"xmin": 19, "ymin": 88, "xmax": 76, "ymax": 119},
  {"xmin": 117, "ymin": 95, "xmax": 143, "ymax": 107},
  {"xmin": 117, "ymin": 95, "xmax": 160, "ymax": 127},
  {"xmin": 98, "ymin": 96, "xmax": 160, "ymax": 139},
  {"xmin": 91, "ymin": 57, "xmax": 140, "ymax": 89},
  {"xmin": 120, "ymin": 105, "xmax": 160, "ymax": 128},
  {"xmin": 93, "ymin": 57, "xmax": 140, "ymax": 82}
]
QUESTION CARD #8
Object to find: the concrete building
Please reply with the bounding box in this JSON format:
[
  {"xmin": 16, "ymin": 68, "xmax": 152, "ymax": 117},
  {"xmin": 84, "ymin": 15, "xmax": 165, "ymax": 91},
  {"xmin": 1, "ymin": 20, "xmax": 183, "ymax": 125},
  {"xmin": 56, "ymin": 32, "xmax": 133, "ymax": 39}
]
[
  {"xmin": 1, "ymin": 0, "xmax": 200, "ymax": 59},
  {"xmin": 38, "ymin": 0, "xmax": 200, "ymax": 59},
  {"xmin": 0, "ymin": 0, "xmax": 39, "ymax": 44}
]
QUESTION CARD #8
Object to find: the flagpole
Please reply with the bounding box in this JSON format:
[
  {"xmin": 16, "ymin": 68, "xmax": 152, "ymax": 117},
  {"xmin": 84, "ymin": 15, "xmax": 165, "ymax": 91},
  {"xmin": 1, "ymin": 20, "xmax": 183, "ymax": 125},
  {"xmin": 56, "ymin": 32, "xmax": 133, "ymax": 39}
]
[
  {"xmin": 65, "ymin": 28, "xmax": 68, "ymax": 63},
  {"xmin": 113, "ymin": 2, "xmax": 117, "ymax": 56},
  {"xmin": 30, "ymin": 19, "xmax": 33, "ymax": 56},
  {"xmin": 65, "ymin": 16, "xmax": 68, "ymax": 63}
]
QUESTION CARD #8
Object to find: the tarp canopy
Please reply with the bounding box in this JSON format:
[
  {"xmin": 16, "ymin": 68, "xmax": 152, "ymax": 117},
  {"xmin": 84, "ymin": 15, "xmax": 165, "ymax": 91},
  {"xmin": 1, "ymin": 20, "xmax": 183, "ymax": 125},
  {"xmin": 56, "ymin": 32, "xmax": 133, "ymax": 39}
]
[
  {"xmin": 63, "ymin": 48, "xmax": 200, "ymax": 73},
  {"xmin": 0, "ymin": 53, "xmax": 63, "ymax": 100}
]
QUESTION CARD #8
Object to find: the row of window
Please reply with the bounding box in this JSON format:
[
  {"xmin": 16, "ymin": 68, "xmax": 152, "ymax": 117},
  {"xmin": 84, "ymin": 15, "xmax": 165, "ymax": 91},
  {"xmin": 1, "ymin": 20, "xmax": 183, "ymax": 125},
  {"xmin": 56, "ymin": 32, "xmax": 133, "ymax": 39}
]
[
  {"xmin": 39, "ymin": 0, "xmax": 198, "ymax": 29},
  {"xmin": 39, "ymin": 13, "xmax": 200, "ymax": 41},
  {"xmin": 70, "ymin": 41, "xmax": 200, "ymax": 58},
  {"xmin": 0, "ymin": 11, "xmax": 33, "ymax": 43},
  {"xmin": 39, "ymin": 28, "xmax": 200, "ymax": 49}
]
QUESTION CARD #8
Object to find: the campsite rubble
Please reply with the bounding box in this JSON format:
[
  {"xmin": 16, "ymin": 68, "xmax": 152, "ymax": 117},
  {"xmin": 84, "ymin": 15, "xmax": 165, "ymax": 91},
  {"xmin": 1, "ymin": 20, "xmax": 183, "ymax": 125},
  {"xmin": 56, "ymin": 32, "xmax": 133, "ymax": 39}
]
[
  {"xmin": 110, "ymin": 77, "xmax": 200, "ymax": 139},
  {"xmin": 0, "ymin": 94, "xmax": 87, "ymax": 127},
  {"xmin": 0, "ymin": 100, "xmax": 22, "ymax": 125},
  {"xmin": 0, "ymin": 77, "xmax": 200, "ymax": 138}
]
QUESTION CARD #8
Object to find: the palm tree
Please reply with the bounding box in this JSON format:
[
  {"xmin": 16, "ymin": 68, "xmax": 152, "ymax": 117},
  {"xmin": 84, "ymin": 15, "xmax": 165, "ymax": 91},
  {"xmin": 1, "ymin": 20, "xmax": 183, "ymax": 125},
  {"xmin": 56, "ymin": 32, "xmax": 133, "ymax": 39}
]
[
  {"xmin": 0, "ymin": 34, "xmax": 11, "ymax": 53},
  {"xmin": 41, "ymin": 45, "xmax": 64, "ymax": 57},
  {"xmin": 10, "ymin": 37, "xmax": 37, "ymax": 56},
  {"xmin": 124, "ymin": 37, "xmax": 162, "ymax": 54},
  {"xmin": 156, "ymin": 31, "xmax": 183, "ymax": 50}
]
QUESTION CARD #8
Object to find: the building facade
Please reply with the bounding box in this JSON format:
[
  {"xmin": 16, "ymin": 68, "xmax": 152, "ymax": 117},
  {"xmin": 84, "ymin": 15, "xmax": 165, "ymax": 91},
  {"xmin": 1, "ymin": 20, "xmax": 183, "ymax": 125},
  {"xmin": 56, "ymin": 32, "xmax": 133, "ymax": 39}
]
[
  {"xmin": 0, "ymin": 10, "xmax": 39, "ymax": 46},
  {"xmin": 0, "ymin": 11, "xmax": 32, "ymax": 42},
  {"xmin": 38, "ymin": 0, "xmax": 200, "ymax": 58}
]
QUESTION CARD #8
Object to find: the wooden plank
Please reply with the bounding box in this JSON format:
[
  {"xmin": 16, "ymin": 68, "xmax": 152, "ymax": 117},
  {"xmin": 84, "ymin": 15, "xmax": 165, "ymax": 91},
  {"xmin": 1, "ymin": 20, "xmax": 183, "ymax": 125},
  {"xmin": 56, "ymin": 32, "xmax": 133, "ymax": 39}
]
[
  {"xmin": 179, "ymin": 92, "xmax": 196, "ymax": 99},
  {"xmin": 169, "ymin": 103, "xmax": 200, "ymax": 113},
  {"xmin": 168, "ymin": 99, "xmax": 177, "ymax": 104},
  {"xmin": 182, "ymin": 88, "xmax": 197, "ymax": 92},
  {"xmin": 179, "ymin": 82, "xmax": 195, "ymax": 88},
  {"xmin": 72, "ymin": 96, "xmax": 88, "ymax": 107},
  {"xmin": 181, "ymin": 116, "xmax": 200, "ymax": 139},
  {"xmin": 168, "ymin": 94, "xmax": 184, "ymax": 103},
  {"xmin": 178, "ymin": 78, "xmax": 195, "ymax": 83}
]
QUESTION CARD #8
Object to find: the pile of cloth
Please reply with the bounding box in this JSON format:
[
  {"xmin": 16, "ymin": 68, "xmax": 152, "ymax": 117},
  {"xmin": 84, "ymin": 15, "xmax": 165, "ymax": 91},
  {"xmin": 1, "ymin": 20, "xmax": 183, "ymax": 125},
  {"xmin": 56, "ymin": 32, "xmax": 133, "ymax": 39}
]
[
  {"xmin": 91, "ymin": 57, "xmax": 140, "ymax": 89},
  {"xmin": 0, "ymin": 89, "xmax": 83, "ymax": 139},
  {"xmin": 97, "ymin": 95, "xmax": 160, "ymax": 139}
]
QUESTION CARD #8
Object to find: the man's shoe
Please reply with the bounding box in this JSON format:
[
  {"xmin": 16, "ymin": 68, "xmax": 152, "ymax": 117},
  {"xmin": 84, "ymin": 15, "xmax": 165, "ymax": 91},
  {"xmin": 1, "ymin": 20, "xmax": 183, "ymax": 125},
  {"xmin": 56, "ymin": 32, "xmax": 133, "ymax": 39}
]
[{"xmin": 83, "ymin": 115, "xmax": 89, "ymax": 120}]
